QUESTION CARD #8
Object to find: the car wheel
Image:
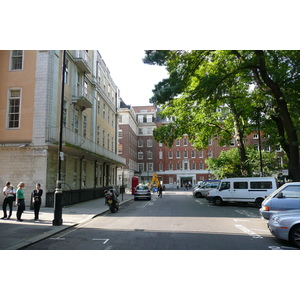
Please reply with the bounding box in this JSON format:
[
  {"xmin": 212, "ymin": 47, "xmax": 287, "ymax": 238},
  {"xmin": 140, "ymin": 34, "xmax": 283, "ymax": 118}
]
[
  {"xmin": 289, "ymin": 224, "xmax": 300, "ymax": 248},
  {"xmin": 214, "ymin": 197, "xmax": 224, "ymax": 206},
  {"xmin": 195, "ymin": 192, "xmax": 202, "ymax": 198},
  {"xmin": 255, "ymin": 198, "xmax": 264, "ymax": 208}
]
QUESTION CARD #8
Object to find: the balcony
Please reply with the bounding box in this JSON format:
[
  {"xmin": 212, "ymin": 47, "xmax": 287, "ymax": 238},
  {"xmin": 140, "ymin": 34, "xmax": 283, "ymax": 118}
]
[
  {"xmin": 72, "ymin": 84, "xmax": 93, "ymax": 109},
  {"xmin": 48, "ymin": 127, "xmax": 126, "ymax": 166},
  {"xmin": 72, "ymin": 50, "xmax": 92, "ymax": 74}
]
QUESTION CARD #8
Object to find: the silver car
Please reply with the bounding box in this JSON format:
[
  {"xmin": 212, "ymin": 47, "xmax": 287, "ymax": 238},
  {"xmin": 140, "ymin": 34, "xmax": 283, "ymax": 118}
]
[
  {"xmin": 134, "ymin": 184, "xmax": 151, "ymax": 201},
  {"xmin": 268, "ymin": 209, "xmax": 300, "ymax": 248},
  {"xmin": 193, "ymin": 181, "xmax": 220, "ymax": 198}
]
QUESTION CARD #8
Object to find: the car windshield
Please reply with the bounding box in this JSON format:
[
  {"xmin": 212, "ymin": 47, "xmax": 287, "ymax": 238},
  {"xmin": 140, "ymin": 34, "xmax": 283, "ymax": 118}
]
[{"xmin": 136, "ymin": 185, "xmax": 149, "ymax": 190}]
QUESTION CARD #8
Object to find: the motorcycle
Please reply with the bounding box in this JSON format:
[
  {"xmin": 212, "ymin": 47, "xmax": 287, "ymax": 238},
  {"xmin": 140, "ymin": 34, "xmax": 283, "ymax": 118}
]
[{"xmin": 104, "ymin": 189, "xmax": 119, "ymax": 213}]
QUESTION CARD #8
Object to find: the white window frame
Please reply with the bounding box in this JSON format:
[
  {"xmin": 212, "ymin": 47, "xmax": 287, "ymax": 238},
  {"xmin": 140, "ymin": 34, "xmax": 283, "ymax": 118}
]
[
  {"xmin": 10, "ymin": 50, "xmax": 23, "ymax": 71},
  {"xmin": 7, "ymin": 88, "xmax": 22, "ymax": 129}
]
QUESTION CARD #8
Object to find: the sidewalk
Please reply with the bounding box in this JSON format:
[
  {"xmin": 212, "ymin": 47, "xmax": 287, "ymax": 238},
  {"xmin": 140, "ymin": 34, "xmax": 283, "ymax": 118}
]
[{"xmin": 0, "ymin": 193, "xmax": 133, "ymax": 250}]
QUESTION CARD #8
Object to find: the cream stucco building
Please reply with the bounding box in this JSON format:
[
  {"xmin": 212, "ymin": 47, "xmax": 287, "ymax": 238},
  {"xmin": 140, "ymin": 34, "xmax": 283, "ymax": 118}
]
[{"xmin": 0, "ymin": 50, "xmax": 125, "ymax": 207}]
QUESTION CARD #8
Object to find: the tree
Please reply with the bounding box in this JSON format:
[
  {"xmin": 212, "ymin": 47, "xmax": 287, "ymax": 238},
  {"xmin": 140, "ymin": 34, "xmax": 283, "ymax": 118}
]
[
  {"xmin": 144, "ymin": 50, "xmax": 300, "ymax": 180},
  {"xmin": 206, "ymin": 147, "xmax": 287, "ymax": 179}
]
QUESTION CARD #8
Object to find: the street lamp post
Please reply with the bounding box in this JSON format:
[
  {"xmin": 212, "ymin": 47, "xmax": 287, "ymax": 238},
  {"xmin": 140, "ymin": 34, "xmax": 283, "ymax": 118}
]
[{"xmin": 53, "ymin": 50, "xmax": 66, "ymax": 226}]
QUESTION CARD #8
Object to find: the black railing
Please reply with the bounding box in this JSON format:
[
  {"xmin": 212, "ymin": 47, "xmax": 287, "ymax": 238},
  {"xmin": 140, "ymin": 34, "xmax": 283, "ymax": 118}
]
[{"xmin": 45, "ymin": 186, "xmax": 113, "ymax": 207}]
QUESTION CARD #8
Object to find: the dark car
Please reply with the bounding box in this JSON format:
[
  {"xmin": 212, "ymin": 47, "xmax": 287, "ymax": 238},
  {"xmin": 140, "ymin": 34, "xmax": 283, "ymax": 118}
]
[{"xmin": 134, "ymin": 185, "xmax": 151, "ymax": 201}]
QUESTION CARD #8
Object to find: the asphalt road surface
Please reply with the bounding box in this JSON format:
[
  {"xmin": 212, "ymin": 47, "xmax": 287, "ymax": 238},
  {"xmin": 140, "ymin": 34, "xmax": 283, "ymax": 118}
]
[{"xmin": 24, "ymin": 190, "xmax": 299, "ymax": 250}]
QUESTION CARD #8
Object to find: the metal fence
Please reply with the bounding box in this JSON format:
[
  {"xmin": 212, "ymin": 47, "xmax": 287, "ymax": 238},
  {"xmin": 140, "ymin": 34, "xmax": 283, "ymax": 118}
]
[{"xmin": 45, "ymin": 186, "xmax": 113, "ymax": 207}]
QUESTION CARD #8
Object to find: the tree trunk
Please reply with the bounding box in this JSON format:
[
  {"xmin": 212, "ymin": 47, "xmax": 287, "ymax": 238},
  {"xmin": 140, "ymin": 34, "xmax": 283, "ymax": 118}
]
[{"xmin": 255, "ymin": 51, "xmax": 300, "ymax": 181}]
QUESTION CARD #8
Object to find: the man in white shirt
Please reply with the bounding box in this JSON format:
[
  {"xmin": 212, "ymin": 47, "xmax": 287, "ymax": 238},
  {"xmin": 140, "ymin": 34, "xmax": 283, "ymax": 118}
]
[{"xmin": 1, "ymin": 181, "xmax": 16, "ymax": 220}]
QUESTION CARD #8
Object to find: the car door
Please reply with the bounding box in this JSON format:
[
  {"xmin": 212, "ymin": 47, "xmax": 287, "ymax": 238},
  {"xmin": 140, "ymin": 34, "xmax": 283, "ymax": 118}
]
[
  {"xmin": 273, "ymin": 184, "xmax": 300, "ymax": 211},
  {"xmin": 231, "ymin": 181, "xmax": 249, "ymax": 202}
]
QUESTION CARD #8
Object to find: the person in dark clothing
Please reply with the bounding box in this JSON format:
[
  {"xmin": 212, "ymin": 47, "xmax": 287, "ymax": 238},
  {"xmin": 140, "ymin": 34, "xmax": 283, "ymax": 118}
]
[
  {"xmin": 32, "ymin": 183, "xmax": 43, "ymax": 220},
  {"xmin": 1, "ymin": 181, "xmax": 16, "ymax": 219},
  {"xmin": 158, "ymin": 184, "xmax": 163, "ymax": 198}
]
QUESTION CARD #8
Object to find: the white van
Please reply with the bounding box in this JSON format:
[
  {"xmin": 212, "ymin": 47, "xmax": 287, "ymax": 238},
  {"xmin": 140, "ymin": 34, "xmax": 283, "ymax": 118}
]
[{"xmin": 206, "ymin": 177, "xmax": 277, "ymax": 208}]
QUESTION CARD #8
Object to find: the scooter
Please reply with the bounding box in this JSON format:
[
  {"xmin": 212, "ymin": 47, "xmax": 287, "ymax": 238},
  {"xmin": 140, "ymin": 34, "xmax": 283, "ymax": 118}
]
[{"xmin": 104, "ymin": 189, "xmax": 120, "ymax": 213}]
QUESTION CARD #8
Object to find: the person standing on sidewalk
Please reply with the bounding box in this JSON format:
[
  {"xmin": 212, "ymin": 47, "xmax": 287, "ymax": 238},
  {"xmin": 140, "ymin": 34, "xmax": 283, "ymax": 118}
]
[
  {"xmin": 15, "ymin": 182, "xmax": 25, "ymax": 222},
  {"xmin": 158, "ymin": 184, "xmax": 163, "ymax": 198},
  {"xmin": 32, "ymin": 183, "xmax": 43, "ymax": 220},
  {"xmin": 1, "ymin": 182, "xmax": 16, "ymax": 219}
]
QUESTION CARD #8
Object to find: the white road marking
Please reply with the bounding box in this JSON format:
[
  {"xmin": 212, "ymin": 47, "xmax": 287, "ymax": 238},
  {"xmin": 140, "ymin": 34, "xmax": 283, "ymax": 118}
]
[
  {"xmin": 235, "ymin": 224, "xmax": 263, "ymax": 239},
  {"xmin": 92, "ymin": 239, "xmax": 109, "ymax": 244},
  {"xmin": 49, "ymin": 238, "xmax": 65, "ymax": 240}
]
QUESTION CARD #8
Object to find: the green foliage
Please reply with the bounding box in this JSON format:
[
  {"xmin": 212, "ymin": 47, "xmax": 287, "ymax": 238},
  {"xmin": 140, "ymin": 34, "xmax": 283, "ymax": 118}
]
[
  {"xmin": 206, "ymin": 147, "xmax": 287, "ymax": 179},
  {"xmin": 143, "ymin": 50, "xmax": 300, "ymax": 180}
]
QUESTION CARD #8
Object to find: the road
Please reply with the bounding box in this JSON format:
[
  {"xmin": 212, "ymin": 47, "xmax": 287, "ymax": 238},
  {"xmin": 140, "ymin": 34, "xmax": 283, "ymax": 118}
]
[{"xmin": 24, "ymin": 190, "xmax": 299, "ymax": 250}]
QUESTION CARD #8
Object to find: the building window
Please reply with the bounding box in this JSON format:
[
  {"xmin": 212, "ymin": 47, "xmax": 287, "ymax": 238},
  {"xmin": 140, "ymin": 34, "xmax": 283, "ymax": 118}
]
[
  {"xmin": 200, "ymin": 163, "xmax": 204, "ymax": 170},
  {"xmin": 97, "ymin": 126, "xmax": 100, "ymax": 144},
  {"xmin": 103, "ymin": 130, "xmax": 106, "ymax": 147},
  {"xmin": 63, "ymin": 99, "xmax": 68, "ymax": 127},
  {"xmin": 176, "ymin": 163, "xmax": 181, "ymax": 170},
  {"xmin": 147, "ymin": 163, "xmax": 153, "ymax": 171},
  {"xmin": 64, "ymin": 58, "xmax": 69, "ymax": 84},
  {"xmin": 159, "ymin": 163, "xmax": 163, "ymax": 171},
  {"xmin": 168, "ymin": 151, "xmax": 173, "ymax": 159},
  {"xmin": 191, "ymin": 150, "xmax": 195, "ymax": 158},
  {"xmin": 192, "ymin": 163, "xmax": 196, "ymax": 170},
  {"xmin": 83, "ymin": 114, "xmax": 87, "ymax": 137},
  {"xmin": 169, "ymin": 163, "xmax": 173, "ymax": 170},
  {"xmin": 176, "ymin": 151, "xmax": 180, "ymax": 158},
  {"xmin": 147, "ymin": 139, "xmax": 153, "ymax": 147},
  {"xmin": 147, "ymin": 151, "xmax": 153, "ymax": 159},
  {"xmin": 176, "ymin": 139, "xmax": 180, "ymax": 146},
  {"xmin": 184, "ymin": 162, "xmax": 189, "ymax": 170},
  {"xmin": 184, "ymin": 151, "xmax": 188, "ymax": 158},
  {"xmin": 7, "ymin": 89, "xmax": 21, "ymax": 129},
  {"xmin": 10, "ymin": 50, "xmax": 23, "ymax": 70},
  {"xmin": 253, "ymin": 133, "xmax": 259, "ymax": 139},
  {"xmin": 138, "ymin": 152, "xmax": 143, "ymax": 160},
  {"xmin": 147, "ymin": 128, "xmax": 153, "ymax": 135},
  {"xmin": 183, "ymin": 138, "xmax": 188, "ymax": 146},
  {"xmin": 138, "ymin": 115, "xmax": 144, "ymax": 123},
  {"xmin": 138, "ymin": 128, "xmax": 143, "ymax": 135},
  {"xmin": 199, "ymin": 150, "xmax": 203, "ymax": 158},
  {"xmin": 138, "ymin": 139, "xmax": 143, "ymax": 147},
  {"xmin": 147, "ymin": 115, "xmax": 153, "ymax": 122},
  {"xmin": 159, "ymin": 151, "xmax": 163, "ymax": 159},
  {"xmin": 103, "ymin": 103, "xmax": 106, "ymax": 119}
]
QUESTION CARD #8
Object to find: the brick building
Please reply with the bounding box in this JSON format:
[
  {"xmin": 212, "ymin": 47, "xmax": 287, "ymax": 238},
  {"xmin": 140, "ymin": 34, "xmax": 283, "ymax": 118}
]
[{"xmin": 118, "ymin": 104, "xmax": 284, "ymax": 189}]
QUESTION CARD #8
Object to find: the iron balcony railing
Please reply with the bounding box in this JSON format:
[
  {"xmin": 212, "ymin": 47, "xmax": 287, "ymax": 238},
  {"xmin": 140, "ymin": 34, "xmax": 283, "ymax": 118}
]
[{"xmin": 48, "ymin": 126, "xmax": 126, "ymax": 165}]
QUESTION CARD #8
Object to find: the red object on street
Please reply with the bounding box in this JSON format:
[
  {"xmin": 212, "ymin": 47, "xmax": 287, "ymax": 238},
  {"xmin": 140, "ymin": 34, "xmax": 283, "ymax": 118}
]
[{"xmin": 132, "ymin": 177, "xmax": 139, "ymax": 195}]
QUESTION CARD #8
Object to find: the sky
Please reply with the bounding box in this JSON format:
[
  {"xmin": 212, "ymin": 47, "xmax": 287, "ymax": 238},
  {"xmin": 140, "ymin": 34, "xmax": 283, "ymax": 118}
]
[{"xmin": 98, "ymin": 49, "xmax": 169, "ymax": 107}]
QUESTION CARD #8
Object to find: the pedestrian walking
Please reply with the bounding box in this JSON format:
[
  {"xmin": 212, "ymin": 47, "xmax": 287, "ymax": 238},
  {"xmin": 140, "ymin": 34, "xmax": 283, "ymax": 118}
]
[
  {"xmin": 1, "ymin": 181, "xmax": 16, "ymax": 219},
  {"xmin": 16, "ymin": 182, "xmax": 25, "ymax": 222},
  {"xmin": 158, "ymin": 184, "xmax": 163, "ymax": 198},
  {"xmin": 32, "ymin": 183, "xmax": 43, "ymax": 220}
]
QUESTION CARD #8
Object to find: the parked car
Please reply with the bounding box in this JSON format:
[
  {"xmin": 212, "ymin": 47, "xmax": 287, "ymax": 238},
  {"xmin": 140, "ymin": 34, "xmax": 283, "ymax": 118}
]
[
  {"xmin": 134, "ymin": 184, "xmax": 151, "ymax": 201},
  {"xmin": 268, "ymin": 209, "xmax": 300, "ymax": 248},
  {"xmin": 260, "ymin": 182, "xmax": 300, "ymax": 219},
  {"xmin": 206, "ymin": 177, "xmax": 277, "ymax": 207},
  {"xmin": 193, "ymin": 181, "xmax": 220, "ymax": 198},
  {"xmin": 192, "ymin": 180, "xmax": 220, "ymax": 193}
]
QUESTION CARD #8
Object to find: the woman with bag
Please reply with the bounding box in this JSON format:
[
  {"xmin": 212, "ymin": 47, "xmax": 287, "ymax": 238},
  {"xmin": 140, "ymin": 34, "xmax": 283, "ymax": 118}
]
[
  {"xmin": 16, "ymin": 182, "xmax": 25, "ymax": 222},
  {"xmin": 32, "ymin": 183, "xmax": 43, "ymax": 221}
]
